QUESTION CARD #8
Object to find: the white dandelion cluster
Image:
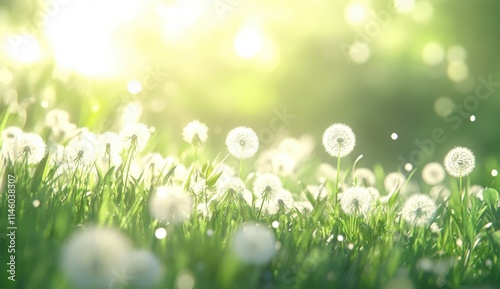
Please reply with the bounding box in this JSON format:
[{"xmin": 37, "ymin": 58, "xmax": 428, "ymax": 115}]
[
  {"xmin": 322, "ymin": 123, "xmax": 356, "ymax": 158},
  {"xmin": 225, "ymin": 126, "xmax": 259, "ymax": 159}
]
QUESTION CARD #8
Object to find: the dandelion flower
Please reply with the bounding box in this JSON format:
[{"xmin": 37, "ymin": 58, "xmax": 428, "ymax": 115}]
[
  {"xmin": 96, "ymin": 132, "xmax": 123, "ymax": 157},
  {"xmin": 444, "ymin": 147, "xmax": 475, "ymax": 177},
  {"xmin": 367, "ymin": 186, "xmax": 380, "ymax": 201},
  {"xmin": 315, "ymin": 163, "xmax": 338, "ymax": 183},
  {"xmin": 339, "ymin": 186, "xmax": 372, "ymax": 215},
  {"xmin": 120, "ymin": 123, "xmax": 151, "ymax": 152},
  {"xmin": 253, "ymin": 173, "xmax": 283, "ymax": 199},
  {"xmin": 1, "ymin": 126, "xmax": 22, "ymax": 142},
  {"xmin": 182, "ymin": 120, "xmax": 208, "ymax": 145},
  {"xmin": 430, "ymin": 185, "xmax": 451, "ymax": 201},
  {"xmin": 149, "ymin": 185, "xmax": 192, "ymax": 224},
  {"xmin": 225, "ymin": 126, "xmax": 259, "ymax": 159},
  {"xmin": 65, "ymin": 139, "xmax": 96, "ymax": 166},
  {"xmin": 401, "ymin": 194, "xmax": 437, "ymax": 226},
  {"xmin": 60, "ymin": 226, "xmax": 132, "ymax": 289},
  {"xmin": 217, "ymin": 176, "xmax": 246, "ymax": 197},
  {"xmin": 422, "ymin": 162, "xmax": 446, "ymax": 185},
  {"xmin": 469, "ymin": 185, "xmax": 484, "ymax": 200},
  {"xmin": 232, "ymin": 223, "xmax": 276, "ymax": 265},
  {"xmin": 294, "ymin": 201, "xmax": 314, "ymax": 214},
  {"xmin": 384, "ymin": 172, "xmax": 406, "ymax": 193},
  {"xmin": 45, "ymin": 109, "xmax": 70, "ymax": 127},
  {"xmin": 322, "ymin": 123, "xmax": 356, "ymax": 158},
  {"xmin": 12, "ymin": 132, "xmax": 46, "ymax": 165},
  {"xmin": 261, "ymin": 189, "xmax": 294, "ymax": 214},
  {"xmin": 190, "ymin": 178, "xmax": 207, "ymax": 196},
  {"xmin": 353, "ymin": 168, "xmax": 376, "ymax": 186},
  {"xmin": 430, "ymin": 222, "xmax": 441, "ymax": 234},
  {"xmin": 271, "ymin": 152, "xmax": 296, "ymax": 176},
  {"xmin": 124, "ymin": 250, "xmax": 164, "ymax": 288}
]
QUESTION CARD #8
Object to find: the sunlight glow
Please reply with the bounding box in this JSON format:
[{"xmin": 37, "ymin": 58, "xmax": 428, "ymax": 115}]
[
  {"xmin": 4, "ymin": 34, "xmax": 42, "ymax": 63},
  {"xmin": 234, "ymin": 25, "xmax": 264, "ymax": 59},
  {"xmin": 344, "ymin": 3, "xmax": 368, "ymax": 25},
  {"xmin": 159, "ymin": 0, "xmax": 205, "ymax": 40},
  {"xmin": 44, "ymin": 0, "xmax": 138, "ymax": 77}
]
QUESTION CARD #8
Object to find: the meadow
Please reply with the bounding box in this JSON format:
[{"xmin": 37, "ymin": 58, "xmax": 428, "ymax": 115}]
[{"xmin": 1, "ymin": 110, "xmax": 499, "ymax": 289}]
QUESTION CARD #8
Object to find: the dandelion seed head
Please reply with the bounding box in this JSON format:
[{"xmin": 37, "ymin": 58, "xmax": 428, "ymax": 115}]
[
  {"xmin": 306, "ymin": 185, "xmax": 330, "ymax": 201},
  {"xmin": 430, "ymin": 185, "xmax": 451, "ymax": 201},
  {"xmin": 142, "ymin": 153, "xmax": 166, "ymax": 177},
  {"xmin": 120, "ymin": 123, "xmax": 151, "ymax": 152},
  {"xmin": 125, "ymin": 250, "xmax": 163, "ymax": 288},
  {"xmin": 253, "ymin": 173, "xmax": 283, "ymax": 198},
  {"xmin": 60, "ymin": 227, "xmax": 132, "ymax": 289},
  {"xmin": 401, "ymin": 194, "xmax": 437, "ymax": 227},
  {"xmin": 97, "ymin": 132, "xmax": 123, "ymax": 156},
  {"xmin": 293, "ymin": 201, "xmax": 314, "ymax": 214},
  {"xmin": 315, "ymin": 162, "xmax": 338, "ymax": 183},
  {"xmin": 261, "ymin": 189, "xmax": 294, "ymax": 215},
  {"xmin": 430, "ymin": 222, "xmax": 440, "ymax": 234},
  {"xmin": 45, "ymin": 109, "xmax": 70, "ymax": 127},
  {"xmin": 469, "ymin": 185, "xmax": 484, "ymax": 200},
  {"xmin": 217, "ymin": 176, "xmax": 246, "ymax": 198},
  {"xmin": 422, "ymin": 162, "xmax": 445, "ymax": 185},
  {"xmin": 232, "ymin": 223, "xmax": 276, "ymax": 265},
  {"xmin": 12, "ymin": 132, "xmax": 46, "ymax": 164},
  {"xmin": 367, "ymin": 186, "xmax": 380, "ymax": 201},
  {"xmin": 65, "ymin": 139, "xmax": 96, "ymax": 166},
  {"xmin": 182, "ymin": 120, "xmax": 208, "ymax": 145},
  {"xmin": 353, "ymin": 168, "xmax": 376, "ymax": 186},
  {"xmin": 225, "ymin": 126, "xmax": 259, "ymax": 159},
  {"xmin": 1, "ymin": 126, "xmax": 22, "ymax": 142},
  {"xmin": 322, "ymin": 123, "xmax": 356, "ymax": 158},
  {"xmin": 190, "ymin": 178, "xmax": 207, "ymax": 196},
  {"xmin": 384, "ymin": 172, "xmax": 406, "ymax": 193},
  {"xmin": 149, "ymin": 185, "xmax": 193, "ymax": 224},
  {"xmin": 339, "ymin": 187, "xmax": 372, "ymax": 215},
  {"xmin": 271, "ymin": 152, "xmax": 296, "ymax": 176},
  {"xmin": 444, "ymin": 147, "xmax": 475, "ymax": 177}
]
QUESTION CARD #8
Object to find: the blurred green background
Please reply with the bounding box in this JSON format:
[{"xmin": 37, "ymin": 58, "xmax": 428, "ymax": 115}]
[{"xmin": 0, "ymin": 0, "xmax": 499, "ymax": 172}]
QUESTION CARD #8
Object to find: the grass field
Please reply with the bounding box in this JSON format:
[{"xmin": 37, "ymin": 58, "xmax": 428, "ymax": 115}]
[{"xmin": 1, "ymin": 110, "xmax": 500, "ymax": 289}]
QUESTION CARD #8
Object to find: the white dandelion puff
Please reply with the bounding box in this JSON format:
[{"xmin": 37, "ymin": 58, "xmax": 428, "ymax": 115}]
[
  {"xmin": 430, "ymin": 222, "xmax": 441, "ymax": 234},
  {"xmin": 124, "ymin": 250, "xmax": 164, "ymax": 288},
  {"xmin": 353, "ymin": 168, "xmax": 376, "ymax": 186},
  {"xmin": 422, "ymin": 162, "xmax": 446, "ymax": 185},
  {"xmin": 182, "ymin": 120, "xmax": 208, "ymax": 145},
  {"xmin": 384, "ymin": 172, "xmax": 406, "ymax": 193},
  {"xmin": 253, "ymin": 173, "xmax": 283, "ymax": 198},
  {"xmin": 65, "ymin": 139, "xmax": 96, "ymax": 166},
  {"xmin": 120, "ymin": 123, "xmax": 151, "ymax": 152},
  {"xmin": 45, "ymin": 109, "xmax": 70, "ymax": 127},
  {"xmin": 469, "ymin": 185, "xmax": 484, "ymax": 201},
  {"xmin": 190, "ymin": 178, "xmax": 207, "ymax": 196},
  {"xmin": 401, "ymin": 194, "xmax": 437, "ymax": 227},
  {"xmin": 315, "ymin": 163, "xmax": 338, "ymax": 183},
  {"xmin": 1, "ymin": 126, "xmax": 23, "ymax": 142},
  {"xmin": 444, "ymin": 147, "xmax": 475, "ymax": 177},
  {"xmin": 367, "ymin": 186, "xmax": 380, "ymax": 201},
  {"xmin": 149, "ymin": 185, "xmax": 193, "ymax": 224},
  {"xmin": 271, "ymin": 152, "xmax": 296, "ymax": 176},
  {"xmin": 232, "ymin": 223, "xmax": 276, "ymax": 265},
  {"xmin": 322, "ymin": 123, "xmax": 356, "ymax": 158},
  {"xmin": 430, "ymin": 185, "xmax": 451, "ymax": 201},
  {"xmin": 217, "ymin": 176, "xmax": 246, "ymax": 197},
  {"xmin": 339, "ymin": 186, "xmax": 372, "ymax": 215},
  {"xmin": 294, "ymin": 201, "xmax": 314, "ymax": 214},
  {"xmin": 96, "ymin": 132, "xmax": 123, "ymax": 157},
  {"xmin": 261, "ymin": 189, "xmax": 294, "ymax": 215},
  {"xmin": 60, "ymin": 227, "xmax": 132, "ymax": 289},
  {"xmin": 225, "ymin": 126, "xmax": 259, "ymax": 159},
  {"xmin": 12, "ymin": 132, "xmax": 46, "ymax": 165}
]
